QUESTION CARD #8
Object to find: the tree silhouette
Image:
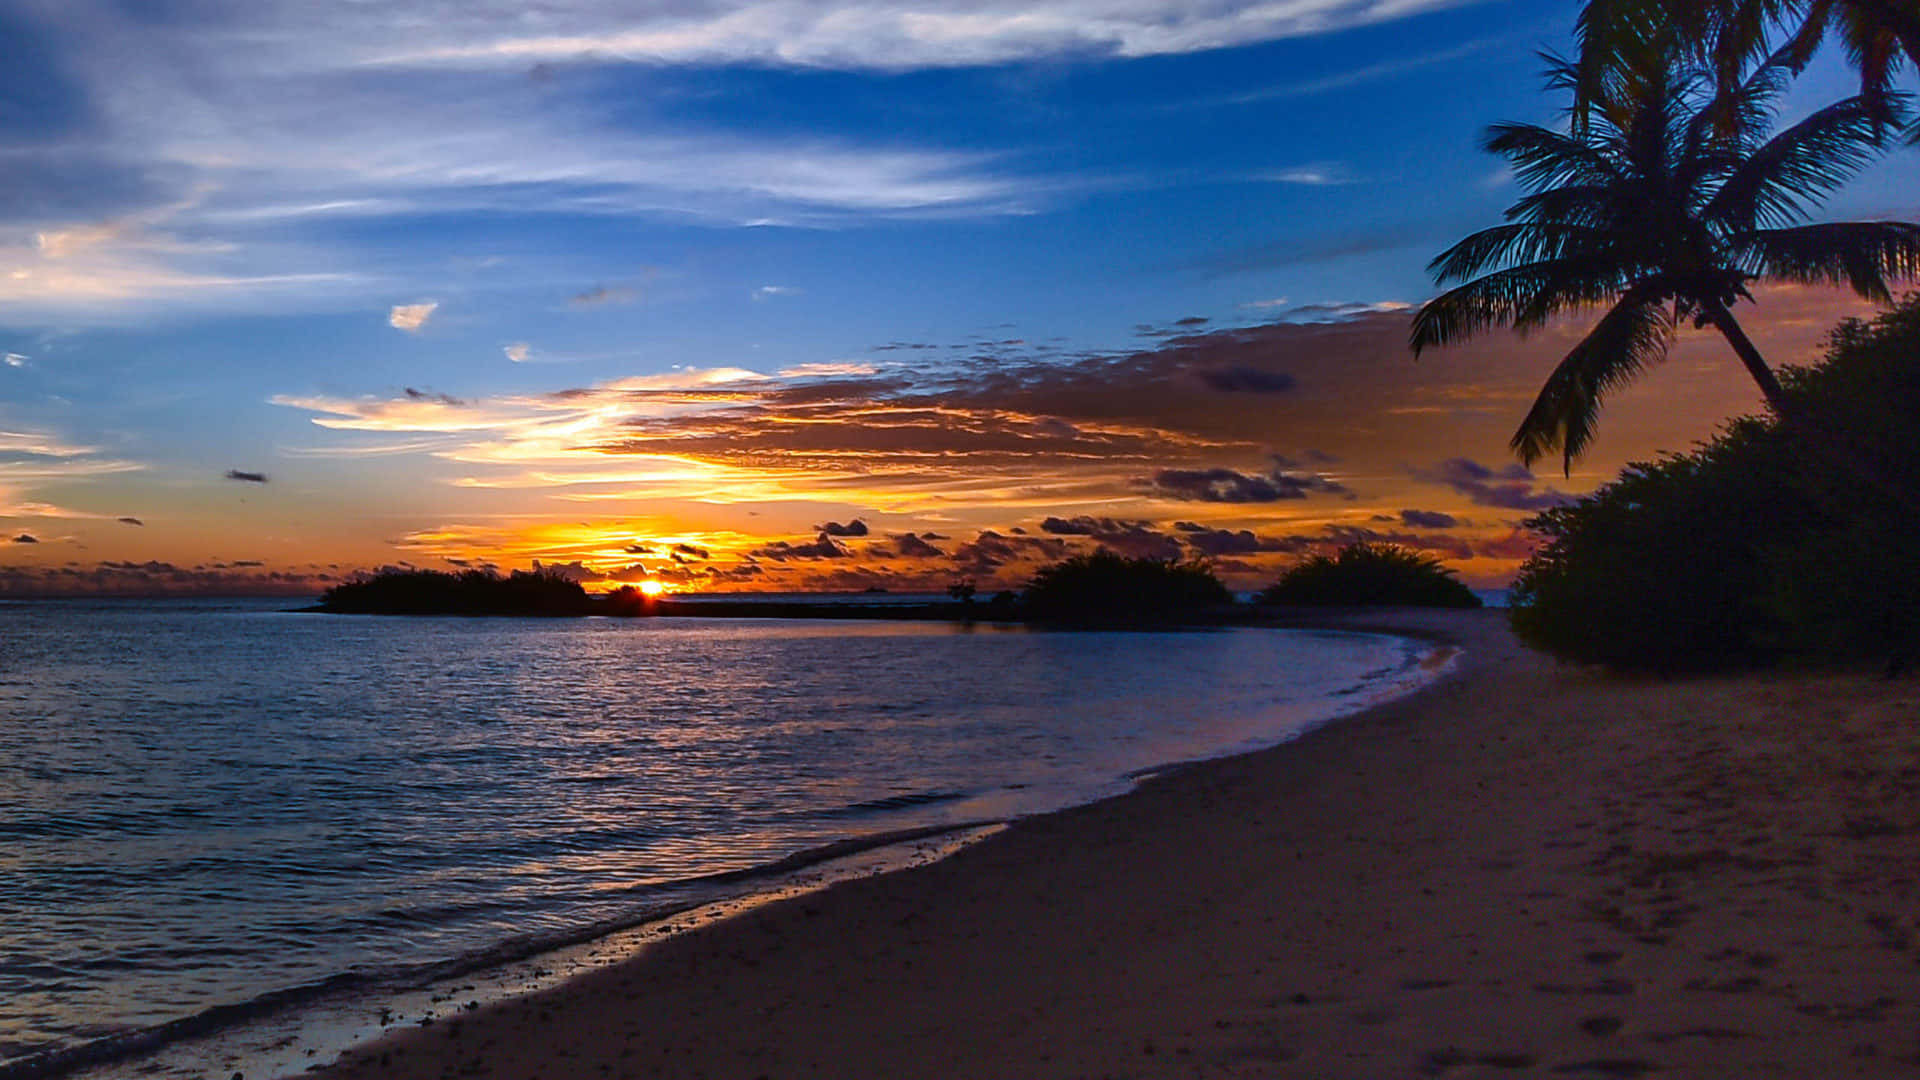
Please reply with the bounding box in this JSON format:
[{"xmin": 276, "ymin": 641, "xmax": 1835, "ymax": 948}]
[
  {"xmin": 1410, "ymin": 49, "xmax": 1919, "ymax": 479},
  {"xmin": 1572, "ymin": 0, "xmax": 1920, "ymax": 139}
]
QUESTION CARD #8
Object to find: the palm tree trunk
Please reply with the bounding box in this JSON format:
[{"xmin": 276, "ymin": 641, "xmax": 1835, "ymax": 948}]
[{"xmin": 1702, "ymin": 301, "xmax": 1920, "ymax": 520}]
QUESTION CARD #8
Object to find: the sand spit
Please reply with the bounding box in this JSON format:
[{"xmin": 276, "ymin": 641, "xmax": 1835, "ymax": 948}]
[{"xmin": 309, "ymin": 609, "xmax": 1920, "ymax": 1078}]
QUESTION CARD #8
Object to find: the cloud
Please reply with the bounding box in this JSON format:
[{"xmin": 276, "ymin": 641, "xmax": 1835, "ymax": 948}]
[
  {"xmin": 1180, "ymin": 526, "xmax": 1303, "ymax": 557},
  {"xmin": 779, "ymin": 362, "xmax": 880, "ymax": 378},
  {"xmin": 1142, "ymin": 460, "xmax": 1347, "ymax": 503},
  {"xmin": 12, "ymin": 533, "xmax": 38, "ymax": 543},
  {"xmin": 366, "ymin": 2, "xmax": 1481, "ymax": 72},
  {"xmin": 571, "ymin": 285, "xmax": 637, "ymax": 307},
  {"xmin": 4, "ymin": 354, "xmax": 27, "ymax": 368},
  {"xmin": 1412, "ymin": 458, "xmax": 1574, "ymax": 511},
  {"xmin": 389, "ymin": 302, "xmax": 438, "ymax": 332},
  {"xmin": 816, "ymin": 519, "xmax": 869, "ymax": 537},
  {"xmin": 530, "ymin": 559, "xmax": 605, "ymax": 582},
  {"xmin": 1036, "ymin": 516, "xmax": 1181, "ymax": 559},
  {"xmin": 1399, "ymin": 508, "xmax": 1460, "ymax": 528},
  {"xmin": 753, "ymin": 285, "xmax": 802, "ymax": 300},
  {"xmin": 1262, "ymin": 163, "xmax": 1355, "ymax": 186},
  {"xmin": 0, "ymin": 559, "xmax": 334, "ymax": 597},
  {"xmin": 225, "ymin": 469, "xmax": 270, "ymax": 483},
  {"xmin": 404, "ymin": 387, "xmax": 464, "ymax": 405},
  {"xmin": 118, "ymin": 516, "xmax": 144, "ymax": 526},
  {"xmin": 673, "ymin": 542, "xmax": 711, "ymax": 559},
  {"xmin": 893, "ymin": 532, "xmax": 946, "ymax": 558},
  {"xmin": 752, "ymin": 532, "xmax": 851, "ymax": 560},
  {"xmin": 1192, "ymin": 365, "xmax": 1296, "ymax": 394},
  {"xmin": 504, "ymin": 343, "xmax": 531, "ymax": 363}
]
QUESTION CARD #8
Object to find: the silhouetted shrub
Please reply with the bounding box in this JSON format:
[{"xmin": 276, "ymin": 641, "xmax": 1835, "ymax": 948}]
[
  {"xmin": 1258, "ymin": 543, "xmax": 1482, "ymax": 608},
  {"xmin": 1021, "ymin": 551, "xmax": 1232, "ymax": 624},
  {"xmin": 319, "ymin": 567, "xmax": 589, "ymax": 615},
  {"xmin": 1512, "ymin": 296, "xmax": 1920, "ymax": 670}
]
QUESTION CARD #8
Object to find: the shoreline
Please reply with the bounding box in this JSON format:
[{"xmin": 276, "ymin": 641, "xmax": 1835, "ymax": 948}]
[
  {"xmin": 306, "ymin": 608, "xmax": 1920, "ymax": 1078},
  {"xmin": 29, "ymin": 622, "xmax": 1448, "ymax": 1080}
]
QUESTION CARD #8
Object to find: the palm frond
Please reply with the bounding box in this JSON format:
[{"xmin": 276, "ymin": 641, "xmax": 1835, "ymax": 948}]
[
  {"xmin": 1410, "ymin": 256, "xmax": 1633, "ymax": 355},
  {"xmin": 1427, "ymin": 223, "xmax": 1610, "ymax": 284},
  {"xmin": 1830, "ymin": 0, "xmax": 1920, "ymax": 100},
  {"xmin": 1484, "ymin": 123, "xmax": 1626, "ymax": 191},
  {"xmin": 1511, "ymin": 292, "xmax": 1677, "ymax": 471},
  {"xmin": 1705, "ymin": 93, "xmax": 1911, "ymax": 229},
  {"xmin": 1734, "ymin": 221, "xmax": 1920, "ymax": 302},
  {"xmin": 1502, "ymin": 185, "xmax": 1639, "ymax": 228}
]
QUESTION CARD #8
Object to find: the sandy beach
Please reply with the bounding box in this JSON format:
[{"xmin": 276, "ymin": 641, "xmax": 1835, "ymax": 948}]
[{"xmin": 310, "ymin": 609, "xmax": 1920, "ymax": 1079}]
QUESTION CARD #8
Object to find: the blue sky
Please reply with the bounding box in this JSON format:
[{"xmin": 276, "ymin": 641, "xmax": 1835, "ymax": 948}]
[{"xmin": 1, "ymin": 0, "xmax": 1912, "ymax": 592}]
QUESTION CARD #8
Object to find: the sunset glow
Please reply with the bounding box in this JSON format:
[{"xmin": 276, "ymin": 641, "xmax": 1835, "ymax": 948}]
[{"xmin": 0, "ymin": 2, "xmax": 1907, "ymax": 596}]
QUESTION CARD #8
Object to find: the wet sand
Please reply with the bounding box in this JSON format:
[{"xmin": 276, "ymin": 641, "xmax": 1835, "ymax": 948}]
[{"xmin": 309, "ymin": 609, "xmax": 1920, "ymax": 1078}]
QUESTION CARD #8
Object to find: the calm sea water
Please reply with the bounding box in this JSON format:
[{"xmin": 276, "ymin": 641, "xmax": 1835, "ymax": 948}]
[{"xmin": 0, "ymin": 598, "xmax": 1435, "ymax": 1074}]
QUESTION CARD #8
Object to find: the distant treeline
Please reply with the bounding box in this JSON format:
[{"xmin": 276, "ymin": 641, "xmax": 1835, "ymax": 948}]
[
  {"xmin": 318, "ymin": 569, "xmax": 593, "ymax": 616},
  {"xmin": 318, "ymin": 546, "xmax": 1481, "ymax": 623}
]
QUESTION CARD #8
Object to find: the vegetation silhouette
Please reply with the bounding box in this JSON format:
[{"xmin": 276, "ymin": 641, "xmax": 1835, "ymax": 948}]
[
  {"xmin": 1570, "ymin": 0, "xmax": 1920, "ymax": 141},
  {"xmin": 1511, "ymin": 295, "xmax": 1920, "ymax": 671},
  {"xmin": 1257, "ymin": 543, "xmax": 1483, "ymax": 609},
  {"xmin": 319, "ymin": 568, "xmax": 590, "ymax": 616},
  {"xmin": 1409, "ymin": 45, "xmax": 1919, "ymax": 495},
  {"xmin": 1020, "ymin": 551, "xmax": 1233, "ymax": 626}
]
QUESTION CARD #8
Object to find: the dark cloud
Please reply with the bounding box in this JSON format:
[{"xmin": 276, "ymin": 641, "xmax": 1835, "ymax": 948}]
[
  {"xmin": 1036, "ymin": 517, "xmax": 1181, "ymax": 560},
  {"xmin": 530, "ymin": 559, "xmax": 605, "ymax": 583},
  {"xmin": 751, "ymin": 533, "xmax": 850, "ymax": 561},
  {"xmin": 921, "ymin": 532, "xmax": 949, "ymax": 541},
  {"xmin": 570, "ymin": 285, "xmax": 638, "ymax": 307},
  {"xmin": 1174, "ymin": 316, "xmax": 1210, "ymax": 327},
  {"xmin": 623, "ymin": 542, "xmax": 657, "ymax": 554},
  {"xmin": 1399, "ymin": 509, "xmax": 1460, "ymax": 528},
  {"xmin": 948, "ymin": 530, "xmax": 1069, "ymax": 576},
  {"xmin": 0, "ymin": 560, "xmax": 328, "ymax": 597},
  {"xmin": 1412, "ymin": 458, "xmax": 1574, "ymax": 511},
  {"xmin": 12, "ymin": 533, "xmax": 38, "ymax": 543},
  {"xmin": 224, "ymin": 470, "xmax": 269, "ymax": 483},
  {"xmin": 673, "ymin": 542, "xmax": 711, "ymax": 559},
  {"xmin": 117, "ymin": 516, "xmax": 144, "ymax": 526},
  {"xmin": 1142, "ymin": 458, "xmax": 1349, "ymax": 503},
  {"xmin": 1181, "ymin": 527, "xmax": 1306, "ymax": 557},
  {"xmin": 1193, "ymin": 366, "xmax": 1297, "ymax": 394},
  {"xmin": 1039, "ymin": 516, "xmax": 1100, "ymax": 535},
  {"xmin": 815, "ymin": 519, "xmax": 869, "ymax": 537},
  {"xmin": 892, "ymin": 533, "xmax": 946, "ymax": 558},
  {"xmin": 1314, "ymin": 524, "xmax": 1475, "ymax": 561},
  {"xmin": 404, "ymin": 387, "xmax": 464, "ymax": 405}
]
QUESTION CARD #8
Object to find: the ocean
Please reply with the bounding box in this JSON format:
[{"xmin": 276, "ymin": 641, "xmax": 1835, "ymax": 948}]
[{"xmin": 0, "ymin": 597, "xmax": 1440, "ymax": 1078}]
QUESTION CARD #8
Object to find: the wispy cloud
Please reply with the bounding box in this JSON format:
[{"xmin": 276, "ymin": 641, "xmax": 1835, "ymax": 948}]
[
  {"xmin": 1261, "ymin": 163, "xmax": 1356, "ymax": 186},
  {"xmin": 360, "ymin": 1, "xmax": 1485, "ymax": 72}
]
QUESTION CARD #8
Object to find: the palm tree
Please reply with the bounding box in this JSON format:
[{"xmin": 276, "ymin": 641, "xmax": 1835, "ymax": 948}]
[
  {"xmin": 1573, "ymin": 0, "xmax": 1920, "ymax": 139},
  {"xmin": 1409, "ymin": 50, "xmax": 1920, "ymax": 482}
]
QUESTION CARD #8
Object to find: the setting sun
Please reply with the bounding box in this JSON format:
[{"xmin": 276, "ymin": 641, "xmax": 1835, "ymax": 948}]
[{"xmin": 637, "ymin": 580, "xmax": 667, "ymax": 597}]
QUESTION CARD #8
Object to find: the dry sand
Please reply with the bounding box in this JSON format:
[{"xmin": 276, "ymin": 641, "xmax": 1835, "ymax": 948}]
[{"xmin": 309, "ymin": 610, "xmax": 1920, "ymax": 1079}]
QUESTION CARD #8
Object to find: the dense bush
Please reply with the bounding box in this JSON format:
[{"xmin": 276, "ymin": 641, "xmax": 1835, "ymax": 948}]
[
  {"xmin": 319, "ymin": 568, "xmax": 590, "ymax": 615},
  {"xmin": 1511, "ymin": 296, "xmax": 1920, "ymax": 671},
  {"xmin": 1257, "ymin": 543, "xmax": 1482, "ymax": 608},
  {"xmin": 1020, "ymin": 551, "xmax": 1233, "ymax": 624}
]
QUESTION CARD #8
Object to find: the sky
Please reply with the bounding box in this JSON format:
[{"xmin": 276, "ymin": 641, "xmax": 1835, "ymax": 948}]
[{"xmin": 1, "ymin": 0, "xmax": 1914, "ymax": 595}]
